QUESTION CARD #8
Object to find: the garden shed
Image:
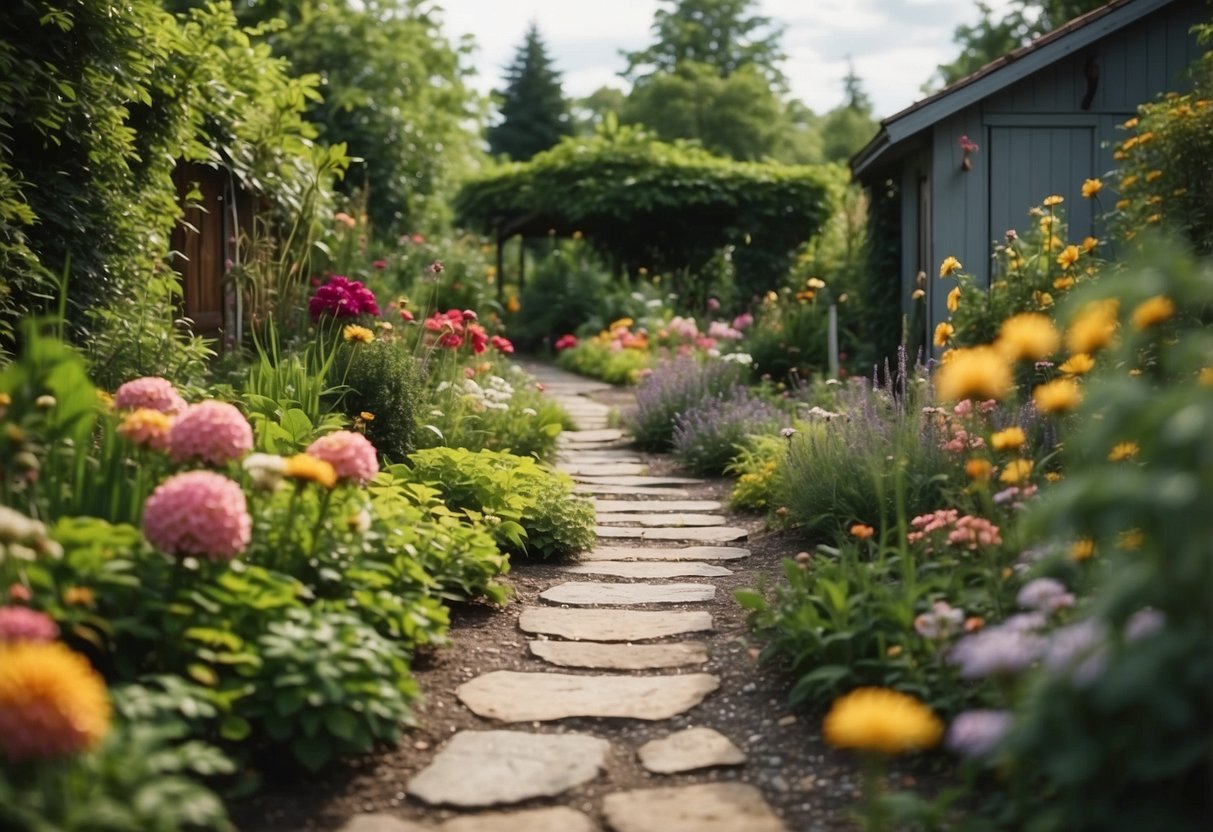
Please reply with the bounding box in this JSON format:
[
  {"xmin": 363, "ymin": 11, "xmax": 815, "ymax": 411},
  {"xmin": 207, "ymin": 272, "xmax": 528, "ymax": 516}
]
[{"xmin": 851, "ymin": 0, "xmax": 1208, "ymax": 348}]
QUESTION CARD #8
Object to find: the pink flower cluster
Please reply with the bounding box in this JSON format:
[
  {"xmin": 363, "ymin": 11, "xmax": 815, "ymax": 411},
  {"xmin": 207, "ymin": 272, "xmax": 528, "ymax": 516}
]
[
  {"xmin": 941, "ymin": 423, "xmax": 986, "ymax": 455},
  {"xmin": 168, "ymin": 401, "xmax": 253, "ymax": 465},
  {"xmin": 732, "ymin": 312, "xmax": 754, "ymax": 330},
  {"xmin": 707, "ymin": 321, "xmax": 744, "ymax": 341},
  {"xmin": 142, "ymin": 471, "xmax": 251, "ymax": 560},
  {"xmin": 908, "ymin": 509, "xmax": 1001, "ymax": 551},
  {"xmin": 308, "ymin": 275, "xmax": 381, "ymax": 322},
  {"xmin": 114, "ymin": 377, "xmax": 186, "ymax": 415},
  {"xmin": 0, "ymin": 606, "xmax": 59, "ymax": 644},
  {"xmin": 307, "ymin": 431, "xmax": 379, "ymax": 485},
  {"xmin": 555, "ymin": 334, "xmax": 578, "ymax": 351},
  {"xmin": 907, "ymin": 509, "xmax": 959, "ymax": 547}
]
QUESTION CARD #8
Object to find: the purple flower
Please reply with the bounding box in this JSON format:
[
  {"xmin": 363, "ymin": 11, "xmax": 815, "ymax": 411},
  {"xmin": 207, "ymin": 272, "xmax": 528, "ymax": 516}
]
[
  {"xmin": 946, "ymin": 710, "xmax": 1013, "ymax": 758},
  {"xmin": 1044, "ymin": 619, "xmax": 1108, "ymax": 686},
  {"xmin": 1017, "ymin": 577, "xmax": 1075, "ymax": 613},
  {"xmin": 1124, "ymin": 608, "xmax": 1165, "ymax": 641},
  {"xmin": 950, "ymin": 623, "xmax": 1046, "ymax": 679}
]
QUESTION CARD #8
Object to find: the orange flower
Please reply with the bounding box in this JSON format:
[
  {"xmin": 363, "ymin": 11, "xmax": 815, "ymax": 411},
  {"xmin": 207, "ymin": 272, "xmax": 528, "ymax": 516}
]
[
  {"xmin": 1059, "ymin": 353, "xmax": 1095, "ymax": 376},
  {"xmin": 63, "ymin": 587, "xmax": 95, "ymax": 608},
  {"xmin": 850, "ymin": 524, "xmax": 875, "ymax": 540},
  {"xmin": 1108, "ymin": 441, "xmax": 1139, "ymax": 462},
  {"xmin": 999, "ymin": 459, "xmax": 1033, "ymax": 484},
  {"xmin": 965, "ymin": 458, "xmax": 992, "ymax": 481},
  {"xmin": 990, "ymin": 427, "xmax": 1026, "ymax": 452},
  {"xmin": 939, "ymin": 256, "xmax": 962, "ymax": 277},
  {"xmin": 1066, "ymin": 299, "xmax": 1119, "ymax": 354},
  {"xmin": 933, "ymin": 322, "xmax": 955, "ymax": 347},
  {"xmin": 1056, "ymin": 245, "xmax": 1080, "ymax": 269}
]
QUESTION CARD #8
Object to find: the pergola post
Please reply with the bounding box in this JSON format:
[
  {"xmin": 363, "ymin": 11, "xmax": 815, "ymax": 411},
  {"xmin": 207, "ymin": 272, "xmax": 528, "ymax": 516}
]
[{"xmin": 495, "ymin": 229, "xmax": 505, "ymax": 304}]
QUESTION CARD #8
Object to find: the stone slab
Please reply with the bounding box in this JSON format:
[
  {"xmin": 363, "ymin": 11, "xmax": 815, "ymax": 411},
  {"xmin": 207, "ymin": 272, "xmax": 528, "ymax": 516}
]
[
  {"xmin": 407, "ymin": 730, "xmax": 608, "ymax": 807},
  {"xmin": 588, "ymin": 545, "xmax": 751, "ymax": 562},
  {"xmin": 560, "ymin": 463, "xmax": 649, "ymax": 477},
  {"xmin": 558, "ymin": 428, "xmax": 624, "ymax": 443},
  {"xmin": 529, "ymin": 640, "xmax": 708, "ymax": 670},
  {"xmin": 561, "ymin": 561, "xmax": 733, "ymax": 578},
  {"xmin": 456, "ymin": 671, "xmax": 719, "ymax": 722},
  {"xmin": 519, "ymin": 607, "xmax": 714, "ymax": 641},
  {"xmin": 575, "ymin": 484, "xmax": 692, "ymax": 497},
  {"xmin": 594, "ymin": 513, "xmax": 727, "ymax": 527},
  {"xmin": 337, "ymin": 815, "xmax": 429, "ymax": 832},
  {"xmin": 540, "ymin": 582, "xmax": 716, "ymax": 606},
  {"xmin": 592, "ymin": 499, "xmax": 723, "ymax": 513},
  {"xmin": 572, "ymin": 475, "xmax": 704, "ymax": 486},
  {"xmin": 602, "ymin": 783, "xmax": 786, "ymax": 832},
  {"xmin": 637, "ymin": 727, "xmax": 747, "ymax": 774},
  {"xmin": 595, "ymin": 526, "xmax": 748, "ymax": 543},
  {"xmin": 441, "ymin": 807, "xmax": 598, "ymax": 832},
  {"xmin": 558, "ymin": 452, "xmax": 644, "ymax": 463}
]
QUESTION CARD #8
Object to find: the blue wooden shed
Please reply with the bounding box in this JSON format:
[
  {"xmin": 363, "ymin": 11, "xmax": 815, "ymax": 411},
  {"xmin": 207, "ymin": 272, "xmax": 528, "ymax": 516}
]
[{"xmin": 851, "ymin": 0, "xmax": 1208, "ymax": 349}]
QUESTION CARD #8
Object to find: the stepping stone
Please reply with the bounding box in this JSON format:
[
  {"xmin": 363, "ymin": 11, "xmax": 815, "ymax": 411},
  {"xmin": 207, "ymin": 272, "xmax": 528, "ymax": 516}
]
[
  {"xmin": 595, "ymin": 526, "xmax": 748, "ymax": 543},
  {"xmin": 519, "ymin": 607, "xmax": 714, "ymax": 641},
  {"xmin": 558, "ymin": 428, "xmax": 624, "ymax": 443},
  {"xmin": 407, "ymin": 730, "xmax": 608, "ymax": 807},
  {"xmin": 558, "ymin": 451, "xmax": 644, "ymax": 463},
  {"xmin": 637, "ymin": 727, "xmax": 747, "ymax": 774},
  {"xmin": 561, "ymin": 561, "xmax": 733, "ymax": 578},
  {"xmin": 456, "ymin": 671, "xmax": 719, "ymax": 722},
  {"xmin": 575, "ymin": 484, "xmax": 692, "ymax": 497},
  {"xmin": 529, "ymin": 640, "xmax": 708, "ymax": 670},
  {"xmin": 559, "ymin": 463, "xmax": 649, "ymax": 477},
  {"xmin": 337, "ymin": 815, "xmax": 428, "ymax": 832},
  {"xmin": 588, "ymin": 545, "xmax": 751, "ymax": 562},
  {"xmin": 594, "ymin": 513, "xmax": 727, "ymax": 527},
  {"xmin": 440, "ymin": 807, "xmax": 598, "ymax": 832},
  {"xmin": 572, "ymin": 475, "xmax": 704, "ymax": 486},
  {"xmin": 540, "ymin": 582, "xmax": 715, "ymax": 606},
  {"xmin": 602, "ymin": 783, "xmax": 786, "ymax": 832},
  {"xmin": 592, "ymin": 499, "xmax": 723, "ymax": 513}
]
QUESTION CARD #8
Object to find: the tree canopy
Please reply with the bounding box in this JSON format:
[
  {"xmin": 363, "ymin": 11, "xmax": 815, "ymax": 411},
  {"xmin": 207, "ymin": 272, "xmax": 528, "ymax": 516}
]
[{"xmin": 487, "ymin": 23, "xmax": 571, "ymax": 161}]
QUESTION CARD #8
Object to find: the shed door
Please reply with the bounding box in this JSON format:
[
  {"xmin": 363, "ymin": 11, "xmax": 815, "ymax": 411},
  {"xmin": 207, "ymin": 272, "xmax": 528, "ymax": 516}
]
[{"xmin": 988, "ymin": 127, "xmax": 1097, "ymax": 245}]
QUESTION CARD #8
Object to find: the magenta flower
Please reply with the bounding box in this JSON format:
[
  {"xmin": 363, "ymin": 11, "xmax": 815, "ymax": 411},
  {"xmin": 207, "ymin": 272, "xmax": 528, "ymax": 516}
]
[
  {"xmin": 142, "ymin": 471, "xmax": 251, "ymax": 561},
  {"xmin": 306, "ymin": 431, "xmax": 379, "ymax": 485},
  {"xmin": 308, "ymin": 275, "xmax": 381, "ymax": 322},
  {"xmin": 167, "ymin": 401, "xmax": 253, "ymax": 466},
  {"xmin": 0, "ymin": 607, "xmax": 59, "ymax": 644},
  {"xmin": 113, "ymin": 377, "xmax": 186, "ymax": 415}
]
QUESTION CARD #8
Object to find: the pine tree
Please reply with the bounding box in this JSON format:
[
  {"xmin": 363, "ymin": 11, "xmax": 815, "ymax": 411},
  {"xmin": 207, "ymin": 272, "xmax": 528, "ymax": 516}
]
[{"xmin": 487, "ymin": 24, "xmax": 571, "ymax": 161}]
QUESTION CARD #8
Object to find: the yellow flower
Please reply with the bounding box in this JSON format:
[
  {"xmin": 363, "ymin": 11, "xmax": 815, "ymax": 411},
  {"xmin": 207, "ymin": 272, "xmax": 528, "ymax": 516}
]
[
  {"xmin": 990, "ymin": 427, "xmax": 1026, "ymax": 452},
  {"xmin": 0, "ymin": 642, "xmax": 111, "ymax": 761},
  {"xmin": 609, "ymin": 317, "xmax": 633, "ymax": 332},
  {"xmin": 939, "ymin": 256, "xmax": 962, "ymax": 277},
  {"xmin": 933, "ymin": 322, "xmax": 955, "ymax": 347},
  {"xmin": 1039, "ymin": 215, "xmax": 1058, "ymax": 231},
  {"xmin": 1120, "ymin": 174, "xmax": 1138, "ymax": 190},
  {"xmin": 1108, "ymin": 441, "xmax": 1140, "ymax": 462},
  {"xmin": 1200, "ymin": 367, "xmax": 1213, "ymax": 387},
  {"xmin": 1082, "ymin": 237, "xmax": 1098, "ymax": 253},
  {"xmin": 946, "ymin": 286, "xmax": 961, "ymax": 313},
  {"xmin": 1044, "ymin": 471, "xmax": 1063, "ymax": 483},
  {"xmin": 116, "ymin": 408, "xmax": 174, "ymax": 451},
  {"xmin": 1118, "ymin": 528, "xmax": 1144, "ymax": 550},
  {"xmin": 1043, "ymin": 194, "xmax": 1064, "ymax": 207},
  {"xmin": 995, "ymin": 313, "xmax": 1060, "ymax": 362},
  {"xmin": 506, "ymin": 295, "xmax": 521, "ymax": 314},
  {"xmin": 999, "ymin": 458, "xmax": 1034, "ymax": 484},
  {"xmin": 1131, "ymin": 295, "xmax": 1175, "ymax": 330},
  {"xmin": 1033, "ymin": 379, "xmax": 1082, "ymax": 414},
  {"xmin": 1059, "ymin": 353, "xmax": 1095, "ymax": 376},
  {"xmin": 1066, "ymin": 299, "xmax": 1119, "ymax": 354},
  {"xmin": 965, "ymin": 458, "xmax": 992, "ymax": 481},
  {"xmin": 1081, "ymin": 178, "xmax": 1103, "ymax": 198},
  {"xmin": 359, "ymin": 411, "xmax": 375, "ymax": 422},
  {"xmin": 1114, "ymin": 198, "xmax": 1131, "ymax": 212},
  {"xmin": 1123, "ymin": 117, "xmax": 1139, "ymax": 129},
  {"xmin": 1034, "ymin": 290, "xmax": 1054, "ymax": 309},
  {"xmin": 1070, "ymin": 538, "xmax": 1096, "ymax": 562},
  {"xmin": 850, "ymin": 524, "xmax": 875, "ymax": 540},
  {"xmin": 1137, "ymin": 131, "xmax": 1155, "ymax": 144},
  {"xmin": 1146, "ymin": 214, "xmax": 1162, "ymax": 224},
  {"xmin": 283, "ymin": 454, "xmax": 338, "ymax": 489},
  {"xmin": 63, "ymin": 586, "xmax": 95, "ymax": 607},
  {"xmin": 1056, "ymin": 245, "xmax": 1080, "ymax": 269},
  {"xmin": 1145, "ymin": 170, "xmax": 1162, "ymax": 183},
  {"xmin": 806, "ymin": 277, "xmax": 827, "ymax": 290},
  {"xmin": 342, "ymin": 325, "xmax": 375, "ymax": 344},
  {"xmin": 934, "ymin": 347, "xmax": 1013, "ymax": 402},
  {"xmin": 1053, "ymin": 275, "xmax": 1076, "ymax": 291},
  {"xmin": 822, "ymin": 687, "xmax": 943, "ymax": 755}
]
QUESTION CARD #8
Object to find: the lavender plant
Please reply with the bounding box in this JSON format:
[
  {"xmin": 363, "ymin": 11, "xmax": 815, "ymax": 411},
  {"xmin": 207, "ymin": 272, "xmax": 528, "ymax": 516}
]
[
  {"xmin": 627, "ymin": 356, "xmax": 748, "ymax": 450},
  {"xmin": 671, "ymin": 389, "xmax": 786, "ymax": 475}
]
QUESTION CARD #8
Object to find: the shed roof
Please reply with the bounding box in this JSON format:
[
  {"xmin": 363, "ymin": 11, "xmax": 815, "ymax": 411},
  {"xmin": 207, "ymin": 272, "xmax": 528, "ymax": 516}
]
[{"xmin": 851, "ymin": 0, "xmax": 1176, "ymax": 178}]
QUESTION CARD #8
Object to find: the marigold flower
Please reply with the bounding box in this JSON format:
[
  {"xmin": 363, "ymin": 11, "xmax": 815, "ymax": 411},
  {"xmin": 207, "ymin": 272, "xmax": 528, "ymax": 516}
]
[
  {"xmin": 1043, "ymin": 195, "xmax": 1064, "ymax": 207},
  {"xmin": 933, "ymin": 322, "xmax": 955, "ymax": 347},
  {"xmin": 0, "ymin": 641, "xmax": 110, "ymax": 761},
  {"xmin": 0, "ymin": 607, "xmax": 58, "ymax": 644},
  {"xmin": 1053, "ymin": 275, "xmax": 1075, "ymax": 291},
  {"xmin": 1108, "ymin": 441, "xmax": 1139, "ymax": 462},
  {"xmin": 946, "ymin": 286, "xmax": 961, "ymax": 313},
  {"xmin": 990, "ymin": 427, "xmax": 1026, "ymax": 452},
  {"xmin": 1058, "ymin": 353, "xmax": 1095, "ymax": 376},
  {"xmin": 1033, "ymin": 379, "xmax": 1082, "ymax": 414},
  {"xmin": 307, "ymin": 431, "xmax": 379, "ymax": 485},
  {"xmin": 1070, "ymin": 538, "xmax": 1096, "ymax": 562},
  {"xmin": 965, "ymin": 458, "xmax": 992, "ymax": 480},
  {"xmin": 995, "ymin": 313, "xmax": 1060, "ymax": 362},
  {"xmin": 114, "ymin": 377, "xmax": 186, "ymax": 415},
  {"xmin": 823, "ymin": 687, "xmax": 943, "ymax": 755},
  {"xmin": 1081, "ymin": 178, "xmax": 1103, "ymax": 198},
  {"xmin": 939, "ymin": 256, "xmax": 962, "ymax": 278},
  {"xmin": 1056, "ymin": 245, "xmax": 1080, "ymax": 269},
  {"xmin": 934, "ymin": 347, "xmax": 1013, "ymax": 402},
  {"xmin": 1130, "ymin": 295, "xmax": 1175, "ymax": 330},
  {"xmin": 142, "ymin": 471, "xmax": 251, "ymax": 561},
  {"xmin": 850, "ymin": 524, "xmax": 875, "ymax": 540},
  {"xmin": 342, "ymin": 324, "xmax": 375, "ymax": 344},
  {"xmin": 1066, "ymin": 299, "xmax": 1119, "ymax": 354},
  {"xmin": 168, "ymin": 401, "xmax": 253, "ymax": 466},
  {"xmin": 999, "ymin": 459, "xmax": 1033, "ymax": 484},
  {"xmin": 1034, "ymin": 290, "xmax": 1054, "ymax": 309},
  {"xmin": 117, "ymin": 408, "xmax": 174, "ymax": 451},
  {"xmin": 283, "ymin": 454, "xmax": 338, "ymax": 489},
  {"xmin": 1121, "ymin": 174, "xmax": 1138, "ymax": 189}
]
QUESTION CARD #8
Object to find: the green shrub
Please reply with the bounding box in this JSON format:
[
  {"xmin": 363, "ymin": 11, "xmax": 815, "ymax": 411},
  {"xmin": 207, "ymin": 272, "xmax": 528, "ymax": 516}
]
[
  {"xmin": 726, "ymin": 434, "xmax": 787, "ymax": 511},
  {"xmin": 509, "ymin": 243, "xmax": 611, "ymax": 350},
  {"xmin": 334, "ymin": 338, "xmax": 423, "ymax": 462},
  {"xmin": 556, "ymin": 339, "xmax": 653, "ymax": 384}
]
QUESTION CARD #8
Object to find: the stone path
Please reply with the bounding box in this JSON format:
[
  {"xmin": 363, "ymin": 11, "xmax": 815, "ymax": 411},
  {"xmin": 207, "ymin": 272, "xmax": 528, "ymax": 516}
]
[{"xmin": 339, "ymin": 364, "xmax": 788, "ymax": 832}]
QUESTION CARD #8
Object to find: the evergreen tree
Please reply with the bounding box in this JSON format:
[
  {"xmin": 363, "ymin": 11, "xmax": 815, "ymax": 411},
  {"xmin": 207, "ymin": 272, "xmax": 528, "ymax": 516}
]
[{"xmin": 487, "ymin": 23, "xmax": 571, "ymax": 161}]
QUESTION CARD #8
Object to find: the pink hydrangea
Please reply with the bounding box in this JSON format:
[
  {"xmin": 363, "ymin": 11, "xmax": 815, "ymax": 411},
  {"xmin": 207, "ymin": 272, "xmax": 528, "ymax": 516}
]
[
  {"xmin": 113, "ymin": 377, "xmax": 186, "ymax": 415},
  {"xmin": 308, "ymin": 275, "xmax": 381, "ymax": 321},
  {"xmin": 306, "ymin": 431, "xmax": 379, "ymax": 485},
  {"xmin": 167, "ymin": 401, "xmax": 253, "ymax": 466},
  {"xmin": 142, "ymin": 471, "xmax": 251, "ymax": 560},
  {"xmin": 0, "ymin": 607, "xmax": 59, "ymax": 644}
]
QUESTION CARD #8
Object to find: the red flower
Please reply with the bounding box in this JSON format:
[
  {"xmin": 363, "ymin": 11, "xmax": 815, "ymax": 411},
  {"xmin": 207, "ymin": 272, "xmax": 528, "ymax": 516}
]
[
  {"xmin": 554, "ymin": 334, "xmax": 578, "ymax": 351},
  {"xmin": 371, "ymin": 259, "xmax": 388, "ymax": 270},
  {"xmin": 490, "ymin": 335, "xmax": 514, "ymax": 354},
  {"xmin": 400, "ymin": 309, "xmax": 415, "ymax": 322}
]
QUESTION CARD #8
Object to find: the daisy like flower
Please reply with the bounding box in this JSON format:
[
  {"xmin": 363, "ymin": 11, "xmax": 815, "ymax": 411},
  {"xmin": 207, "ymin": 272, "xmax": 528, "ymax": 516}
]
[
  {"xmin": 823, "ymin": 687, "xmax": 944, "ymax": 754},
  {"xmin": 0, "ymin": 641, "xmax": 111, "ymax": 761},
  {"xmin": 117, "ymin": 408, "xmax": 174, "ymax": 451}
]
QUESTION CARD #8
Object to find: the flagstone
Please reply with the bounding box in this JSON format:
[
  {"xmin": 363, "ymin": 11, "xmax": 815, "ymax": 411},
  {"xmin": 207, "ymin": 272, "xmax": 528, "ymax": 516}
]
[
  {"xmin": 560, "ymin": 560, "xmax": 733, "ymax": 578},
  {"xmin": 572, "ymin": 474, "xmax": 704, "ymax": 486},
  {"xmin": 456, "ymin": 671, "xmax": 719, "ymax": 722},
  {"xmin": 594, "ymin": 525, "xmax": 748, "ymax": 543},
  {"xmin": 591, "ymin": 499, "xmax": 723, "ymax": 513},
  {"xmin": 557, "ymin": 428, "xmax": 624, "ymax": 443},
  {"xmin": 337, "ymin": 814, "xmax": 429, "ymax": 832},
  {"xmin": 594, "ymin": 513, "xmax": 727, "ymax": 527},
  {"xmin": 557, "ymin": 451, "xmax": 644, "ymax": 463},
  {"xmin": 637, "ymin": 727, "xmax": 747, "ymax": 774},
  {"xmin": 574, "ymin": 484, "xmax": 692, "ymax": 497},
  {"xmin": 528, "ymin": 639, "xmax": 708, "ymax": 670},
  {"xmin": 559, "ymin": 463, "xmax": 649, "ymax": 477},
  {"xmin": 539, "ymin": 581, "xmax": 715, "ymax": 606},
  {"xmin": 440, "ymin": 807, "xmax": 598, "ymax": 832},
  {"xmin": 601, "ymin": 783, "xmax": 786, "ymax": 832},
  {"xmin": 587, "ymin": 545, "xmax": 750, "ymax": 561},
  {"xmin": 519, "ymin": 607, "xmax": 714, "ymax": 641},
  {"xmin": 407, "ymin": 730, "xmax": 608, "ymax": 808}
]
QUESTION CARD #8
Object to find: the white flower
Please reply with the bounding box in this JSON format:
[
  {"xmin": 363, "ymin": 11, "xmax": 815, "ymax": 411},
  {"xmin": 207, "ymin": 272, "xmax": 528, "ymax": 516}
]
[
  {"xmin": 242, "ymin": 453, "xmax": 286, "ymax": 490},
  {"xmin": 521, "ymin": 407, "xmax": 538, "ymax": 416},
  {"xmin": 721, "ymin": 352, "xmax": 753, "ymax": 365}
]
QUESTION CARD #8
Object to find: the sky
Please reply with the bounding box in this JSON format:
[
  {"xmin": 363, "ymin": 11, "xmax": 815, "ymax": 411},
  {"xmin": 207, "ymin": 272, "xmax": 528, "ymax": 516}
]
[{"xmin": 440, "ymin": 0, "xmax": 1016, "ymax": 119}]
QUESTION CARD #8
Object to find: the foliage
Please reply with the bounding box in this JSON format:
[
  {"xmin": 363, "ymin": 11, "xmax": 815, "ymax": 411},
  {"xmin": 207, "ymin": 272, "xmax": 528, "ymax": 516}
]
[
  {"xmin": 508, "ymin": 242, "xmax": 612, "ymax": 350},
  {"xmin": 333, "ymin": 338, "xmax": 423, "ymax": 462},
  {"xmin": 744, "ymin": 286, "xmax": 834, "ymax": 382},
  {"xmin": 556, "ymin": 337, "xmax": 655, "ymax": 385},
  {"xmin": 628, "ymin": 356, "xmax": 748, "ymax": 450},
  {"xmin": 404, "ymin": 447, "xmax": 595, "ymax": 560},
  {"xmin": 671, "ymin": 389, "xmax": 786, "ymax": 475},
  {"xmin": 488, "ymin": 23, "xmax": 572, "ymax": 161},
  {"xmin": 725, "ymin": 433, "xmax": 787, "ymax": 511}
]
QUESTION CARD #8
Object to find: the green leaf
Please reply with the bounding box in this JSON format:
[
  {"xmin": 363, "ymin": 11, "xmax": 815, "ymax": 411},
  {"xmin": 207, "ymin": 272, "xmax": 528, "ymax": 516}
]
[
  {"xmin": 324, "ymin": 709, "xmax": 360, "ymax": 743},
  {"xmin": 291, "ymin": 735, "xmax": 333, "ymax": 771},
  {"xmin": 219, "ymin": 715, "xmax": 251, "ymax": 741}
]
